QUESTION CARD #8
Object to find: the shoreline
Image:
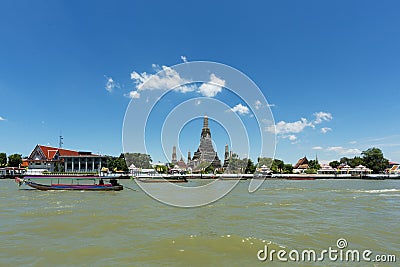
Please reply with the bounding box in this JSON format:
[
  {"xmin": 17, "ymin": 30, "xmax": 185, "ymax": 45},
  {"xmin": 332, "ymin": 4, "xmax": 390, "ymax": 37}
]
[{"xmin": 2, "ymin": 173, "xmax": 399, "ymax": 180}]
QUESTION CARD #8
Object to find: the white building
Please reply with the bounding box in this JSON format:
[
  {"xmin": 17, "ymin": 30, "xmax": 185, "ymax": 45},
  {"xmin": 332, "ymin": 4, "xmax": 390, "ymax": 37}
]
[{"xmin": 27, "ymin": 144, "xmax": 107, "ymax": 173}]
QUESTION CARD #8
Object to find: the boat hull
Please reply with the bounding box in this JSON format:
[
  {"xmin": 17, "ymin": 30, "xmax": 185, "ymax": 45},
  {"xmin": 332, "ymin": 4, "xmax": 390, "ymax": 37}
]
[
  {"xmin": 136, "ymin": 178, "xmax": 188, "ymax": 183},
  {"xmin": 24, "ymin": 181, "xmax": 123, "ymax": 191},
  {"xmin": 135, "ymin": 175, "xmax": 188, "ymax": 183},
  {"xmin": 284, "ymin": 177, "xmax": 315, "ymax": 180}
]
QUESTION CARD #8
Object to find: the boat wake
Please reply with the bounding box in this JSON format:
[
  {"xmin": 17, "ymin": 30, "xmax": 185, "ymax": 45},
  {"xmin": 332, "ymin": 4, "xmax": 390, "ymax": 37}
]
[{"xmin": 355, "ymin": 189, "xmax": 400, "ymax": 193}]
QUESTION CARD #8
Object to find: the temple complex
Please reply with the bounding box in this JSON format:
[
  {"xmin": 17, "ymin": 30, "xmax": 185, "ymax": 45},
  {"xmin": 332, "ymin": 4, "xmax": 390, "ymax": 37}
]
[
  {"xmin": 189, "ymin": 116, "xmax": 221, "ymax": 170},
  {"xmin": 172, "ymin": 116, "xmax": 228, "ymax": 171}
]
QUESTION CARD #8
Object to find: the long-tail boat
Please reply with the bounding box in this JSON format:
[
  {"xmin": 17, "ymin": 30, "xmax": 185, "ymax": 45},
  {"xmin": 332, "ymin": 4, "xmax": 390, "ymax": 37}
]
[{"xmin": 15, "ymin": 177, "xmax": 123, "ymax": 191}]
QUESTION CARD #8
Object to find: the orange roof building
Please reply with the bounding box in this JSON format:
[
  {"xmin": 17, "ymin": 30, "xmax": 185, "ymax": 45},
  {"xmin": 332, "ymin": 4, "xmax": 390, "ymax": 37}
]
[
  {"xmin": 27, "ymin": 144, "xmax": 107, "ymax": 173},
  {"xmin": 293, "ymin": 156, "xmax": 309, "ymax": 173},
  {"xmin": 293, "ymin": 156, "xmax": 309, "ymax": 169}
]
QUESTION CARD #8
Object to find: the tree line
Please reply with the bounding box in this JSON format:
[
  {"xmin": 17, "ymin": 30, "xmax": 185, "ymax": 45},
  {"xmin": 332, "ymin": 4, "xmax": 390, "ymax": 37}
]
[
  {"xmin": 107, "ymin": 153, "xmax": 153, "ymax": 173},
  {"xmin": 1, "ymin": 147, "xmax": 390, "ymax": 174},
  {"xmin": 0, "ymin": 153, "xmax": 23, "ymax": 167},
  {"xmin": 328, "ymin": 147, "xmax": 389, "ymax": 174}
]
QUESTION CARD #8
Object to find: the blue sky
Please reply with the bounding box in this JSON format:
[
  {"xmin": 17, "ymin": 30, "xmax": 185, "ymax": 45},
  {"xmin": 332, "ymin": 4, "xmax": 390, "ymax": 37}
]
[{"xmin": 0, "ymin": 0, "xmax": 399, "ymax": 164}]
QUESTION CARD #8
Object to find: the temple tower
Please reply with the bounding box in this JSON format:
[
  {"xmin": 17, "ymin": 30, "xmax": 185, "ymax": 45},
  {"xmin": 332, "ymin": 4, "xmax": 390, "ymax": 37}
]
[
  {"xmin": 172, "ymin": 145, "xmax": 177, "ymax": 165},
  {"xmin": 191, "ymin": 116, "xmax": 221, "ymax": 169},
  {"xmin": 223, "ymin": 144, "xmax": 230, "ymax": 168}
]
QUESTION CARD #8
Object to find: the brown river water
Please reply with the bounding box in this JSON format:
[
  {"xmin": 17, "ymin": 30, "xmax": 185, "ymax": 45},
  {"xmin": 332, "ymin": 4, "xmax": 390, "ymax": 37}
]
[{"xmin": 1, "ymin": 179, "xmax": 399, "ymax": 266}]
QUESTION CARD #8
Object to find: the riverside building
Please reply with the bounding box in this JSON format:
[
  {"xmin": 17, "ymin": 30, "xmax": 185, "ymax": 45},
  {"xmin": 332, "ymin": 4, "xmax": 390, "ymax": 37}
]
[{"xmin": 26, "ymin": 144, "xmax": 107, "ymax": 173}]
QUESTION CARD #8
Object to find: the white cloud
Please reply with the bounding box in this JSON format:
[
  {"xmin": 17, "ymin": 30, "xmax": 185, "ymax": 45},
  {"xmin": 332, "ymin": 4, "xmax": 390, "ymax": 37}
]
[
  {"xmin": 314, "ymin": 112, "xmax": 333, "ymax": 124},
  {"xmin": 266, "ymin": 118, "xmax": 313, "ymax": 134},
  {"xmin": 312, "ymin": 146, "xmax": 323, "ymax": 150},
  {"xmin": 0, "ymin": 116, "xmax": 6, "ymax": 121},
  {"xmin": 267, "ymin": 111, "xmax": 333, "ymax": 144},
  {"xmin": 129, "ymin": 63, "xmax": 225, "ymax": 98},
  {"xmin": 282, "ymin": 135, "xmax": 297, "ymax": 141},
  {"xmin": 105, "ymin": 76, "xmax": 119, "ymax": 93},
  {"xmin": 130, "ymin": 65, "xmax": 194, "ymax": 93},
  {"xmin": 127, "ymin": 91, "xmax": 141, "ymax": 99},
  {"xmin": 180, "ymin": 56, "xmax": 188, "ymax": 63},
  {"xmin": 255, "ymin": 100, "xmax": 275, "ymax": 110},
  {"xmin": 321, "ymin": 127, "xmax": 332, "ymax": 134},
  {"xmin": 349, "ymin": 140, "xmax": 357, "ymax": 144},
  {"xmin": 326, "ymin": 146, "xmax": 361, "ymax": 155},
  {"xmin": 198, "ymin": 73, "xmax": 225, "ymax": 97},
  {"xmin": 151, "ymin": 63, "xmax": 162, "ymax": 72},
  {"xmin": 230, "ymin": 104, "xmax": 249, "ymax": 115}
]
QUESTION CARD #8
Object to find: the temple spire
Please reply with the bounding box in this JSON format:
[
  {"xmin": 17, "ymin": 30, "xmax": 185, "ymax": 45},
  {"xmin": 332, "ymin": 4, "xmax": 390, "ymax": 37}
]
[
  {"xmin": 201, "ymin": 115, "xmax": 211, "ymax": 138},
  {"xmin": 172, "ymin": 145, "xmax": 177, "ymax": 164},
  {"xmin": 203, "ymin": 115, "xmax": 208, "ymax": 129},
  {"xmin": 190, "ymin": 115, "xmax": 221, "ymax": 169}
]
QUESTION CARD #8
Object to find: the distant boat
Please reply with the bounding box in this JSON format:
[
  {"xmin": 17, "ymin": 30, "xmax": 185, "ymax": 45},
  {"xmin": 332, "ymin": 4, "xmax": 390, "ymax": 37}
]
[
  {"xmin": 284, "ymin": 177, "xmax": 316, "ymax": 180},
  {"xmin": 219, "ymin": 174, "xmax": 247, "ymax": 180},
  {"xmin": 15, "ymin": 177, "xmax": 123, "ymax": 191},
  {"xmin": 135, "ymin": 174, "xmax": 188, "ymax": 183},
  {"xmin": 361, "ymin": 175, "xmax": 386, "ymax": 180}
]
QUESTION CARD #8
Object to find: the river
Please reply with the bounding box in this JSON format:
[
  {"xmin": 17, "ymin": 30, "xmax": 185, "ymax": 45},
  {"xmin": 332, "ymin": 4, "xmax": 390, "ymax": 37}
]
[{"xmin": 1, "ymin": 179, "xmax": 399, "ymax": 266}]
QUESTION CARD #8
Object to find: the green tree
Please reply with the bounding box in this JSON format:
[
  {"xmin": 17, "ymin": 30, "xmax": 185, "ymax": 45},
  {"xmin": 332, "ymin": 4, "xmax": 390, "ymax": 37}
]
[
  {"xmin": 245, "ymin": 159, "xmax": 256, "ymax": 174},
  {"xmin": 340, "ymin": 157, "xmax": 350, "ymax": 165},
  {"xmin": 271, "ymin": 159, "xmax": 285, "ymax": 173},
  {"xmin": 107, "ymin": 157, "xmax": 117, "ymax": 171},
  {"xmin": 361, "ymin": 148, "xmax": 389, "ymax": 173},
  {"xmin": 349, "ymin": 156, "xmax": 364, "ymax": 168},
  {"xmin": 283, "ymin": 164, "xmax": 293, "ymax": 174},
  {"xmin": 226, "ymin": 153, "xmax": 247, "ymax": 174},
  {"xmin": 305, "ymin": 159, "xmax": 320, "ymax": 174},
  {"xmin": 107, "ymin": 155, "xmax": 128, "ymax": 173},
  {"xmin": 0, "ymin": 152, "xmax": 6, "ymax": 167},
  {"xmin": 329, "ymin": 160, "xmax": 340, "ymax": 168},
  {"xmin": 8, "ymin": 154, "xmax": 22, "ymax": 167},
  {"xmin": 205, "ymin": 165, "xmax": 215, "ymax": 174},
  {"xmin": 308, "ymin": 160, "xmax": 321, "ymax": 170},
  {"xmin": 124, "ymin": 153, "xmax": 152, "ymax": 169},
  {"xmin": 118, "ymin": 153, "xmax": 129, "ymax": 172}
]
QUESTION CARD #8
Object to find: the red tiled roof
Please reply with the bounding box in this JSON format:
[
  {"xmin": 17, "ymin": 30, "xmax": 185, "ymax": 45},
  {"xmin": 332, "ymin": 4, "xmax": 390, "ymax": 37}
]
[
  {"xmin": 57, "ymin": 148, "xmax": 80, "ymax": 156},
  {"xmin": 38, "ymin": 145, "xmax": 60, "ymax": 160},
  {"xmin": 37, "ymin": 145, "xmax": 98, "ymax": 160},
  {"xmin": 293, "ymin": 156, "xmax": 308, "ymax": 169}
]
